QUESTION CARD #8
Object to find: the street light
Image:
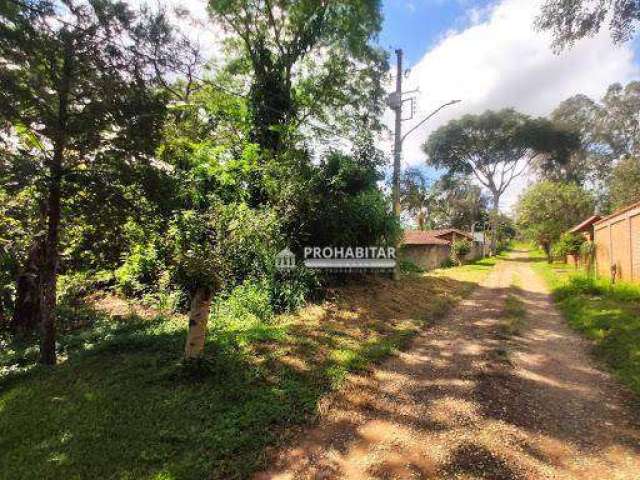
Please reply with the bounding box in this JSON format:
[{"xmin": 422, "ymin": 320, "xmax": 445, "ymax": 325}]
[
  {"xmin": 392, "ymin": 99, "xmax": 461, "ymax": 217},
  {"xmin": 401, "ymin": 99, "xmax": 461, "ymax": 144}
]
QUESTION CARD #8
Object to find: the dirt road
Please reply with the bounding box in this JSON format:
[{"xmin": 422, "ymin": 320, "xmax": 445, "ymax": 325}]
[{"xmin": 255, "ymin": 251, "xmax": 640, "ymax": 480}]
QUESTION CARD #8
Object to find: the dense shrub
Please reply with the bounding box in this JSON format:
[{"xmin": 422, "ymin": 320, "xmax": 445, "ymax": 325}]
[
  {"xmin": 553, "ymin": 232, "xmax": 585, "ymax": 260},
  {"xmin": 398, "ymin": 258, "xmax": 424, "ymax": 274},
  {"xmin": 115, "ymin": 242, "xmax": 164, "ymax": 296},
  {"xmin": 451, "ymin": 239, "xmax": 472, "ymax": 265},
  {"xmin": 214, "ymin": 280, "xmax": 274, "ymax": 324},
  {"xmin": 270, "ymin": 267, "xmax": 321, "ymax": 313}
]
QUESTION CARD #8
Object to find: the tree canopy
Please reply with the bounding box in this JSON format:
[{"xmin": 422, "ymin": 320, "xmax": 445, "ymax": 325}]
[
  {"xmin": 547, "ymin": 81, "xmax": 640, "ymax": 209},
  {"xmin": 207, "ymin": 0, "xmax": 387, "ymax": 153},
  {"xmin": 424, "ymin": 109, "xmax": 577, "ymax": 210},
  {"xmin": 536, "ymin": 0, "xmax": 640, "ymax": 49},
  {"xmin": 516, "ymin": 180, "xmax": 594, "ymax": 262}
]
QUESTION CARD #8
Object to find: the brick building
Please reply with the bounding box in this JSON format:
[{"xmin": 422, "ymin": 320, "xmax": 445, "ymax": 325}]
[{"xmin": 592, "ymin": 200, "xmax": 640, "ymax": 283}]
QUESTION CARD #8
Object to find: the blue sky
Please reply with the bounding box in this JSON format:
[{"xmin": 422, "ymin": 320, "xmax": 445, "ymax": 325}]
[
  {"xmin": 375, "ymin": 0, "xmax": 640, "ymax": 211},
  {"xmin": 379, "ymin": 0, "xmax": 640, "ymax": 69},
  {"xmin": 379, "ymin": 0, "xmax": 495, "ymax": 68}
]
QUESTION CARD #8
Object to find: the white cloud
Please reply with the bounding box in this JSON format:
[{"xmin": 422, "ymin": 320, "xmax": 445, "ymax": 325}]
[
  {"xmin": 129, "ymin": 0, "xmax": 224, "ymax": 64},
  {"xmin": 389, "ymin": 0, "xmax": 639, "ymax": 212}
]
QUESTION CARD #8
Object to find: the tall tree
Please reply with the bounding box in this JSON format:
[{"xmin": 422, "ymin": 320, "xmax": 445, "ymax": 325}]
[
  {"xmin": 516, "ymin": 181, "xmax": 594, "ymax": 262},
  {"xmin": 547, "ymin": 93, "xmax": 604, "ymax": 185},
  {"xmin": 536, "ymin": 0, "xmax": 640, "ymax": 49},
  {"xmin": 608, "ymin": 156, "xmax": 640, "ymax": 209},
  {"xmin": 423, "ymin": 109, "xmax": 577, "ymax": 250},
  {"xmin": 430, "ymin": 174, "xmax": 489, "ymax": 231},
  {"xmin": 207, "ymin": 0, "xmax": 387, "ymax": 154},
  {"xmin": 549, "ymin": 81, "xmax": 640, "ymax": 208},
  {"xmin": 0, "ymin": 0, "xmax": 171, "ymax": 363}
]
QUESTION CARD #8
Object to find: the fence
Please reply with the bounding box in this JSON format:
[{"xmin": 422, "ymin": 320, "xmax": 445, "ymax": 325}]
[{"xmin": 593, "ymin": 201, "xmax": 640, "ymax": 283}]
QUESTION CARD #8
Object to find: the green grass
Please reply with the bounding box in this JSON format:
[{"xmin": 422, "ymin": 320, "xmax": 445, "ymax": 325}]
[
  {"xmin": 534, "ymin": 258, "xmax": 640, "ymax": 396},
  {"xmin": 0, "ymin": 259, "xmax": 496, "ymax": 480}
]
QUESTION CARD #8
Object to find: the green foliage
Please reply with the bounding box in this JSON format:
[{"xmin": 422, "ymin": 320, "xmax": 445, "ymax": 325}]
[
  {"xmin": 214, "ymin": 280, "xmax": 274, "ymax": 325},
  {"xmin": 115, "ymin": 243, "xmax": 164, "ymax": 297},
  {"xmin": 0, "ymin": 259, "xmax": 492, "ymax": 479},
  {"xmin": 168, "ymin": 204, "xmax": 281, "ymax": 297},
  {"xmin": 298, "ymin": 151, "xmax": 400, "ymax": 248},
  {"xmin": 208, "ymin": 0, "xmax": 387, "ymax": 152},
  {"xmin": 536, "ymin": 0, "xmax": 640, "ymax": 49},
  {"xmin": 270, "ymin": 267, "xmax": 320, "ymax": 313},
  {"xmin": 608, "ymin": 155, "xmax": 640, "ymax": 210},
  {"xmin": 398, "ymin": 258, "xmax": 424, "ymax": 274},
  {"xmin": 516, "ymin": 180, "xmax": 594, "ymax": 259},
  {"xmin": 553, "ymin": 232, "xmax": 586, "ymax": 258},
  {"xmin": 549, "ymin": 82, "xmax": 640, "ymax": 211},
  {"xmin": 440, "ymin": 257, "xmax": 457, "ymax": 269},
  {"xmin": 451, "ymin": 239, "xmax": 472, "ymax": 265},
  {"xmin": 424, "ymin": 109, "xmax": 579, "ymax": 212}
]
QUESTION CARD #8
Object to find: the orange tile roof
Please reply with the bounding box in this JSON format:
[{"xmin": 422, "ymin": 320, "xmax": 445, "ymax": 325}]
[
  {"xmin": 402, "ymin": 230, "xmax": 451, "ymax": 246},
  {"xmin": 428, "ymin": 228, "xmax": 474, "ymax": 240},
  {"xmin": 569, "ymin": 215, "xmax": 601, "ymax": 233}
]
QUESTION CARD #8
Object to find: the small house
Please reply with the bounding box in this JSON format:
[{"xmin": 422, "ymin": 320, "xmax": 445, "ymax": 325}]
[
  {"xmin": 401, "ymin": 228, "xmax": 480, "ymax": 271},
  {"xmin": 568, "ymin": 215, "xmax": 601, "ymax": 242}
]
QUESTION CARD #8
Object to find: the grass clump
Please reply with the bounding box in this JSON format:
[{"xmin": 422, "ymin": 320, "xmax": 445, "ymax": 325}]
[{"xmin": 535, "ymin": 261, "xmax": 640, "ymax": 396}]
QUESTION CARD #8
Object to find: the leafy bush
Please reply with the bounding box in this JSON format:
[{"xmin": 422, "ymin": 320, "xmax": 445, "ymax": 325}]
[
  {"xmin": 451, "ymin": 239, "xmax": 472, "ymax": 265},
  {"xmin": 270, "ymin": 267, "xmax": 320, "ymax": 313},
  {"xmin": 115, "ymin": 242, "xmax": 164, "ymax": 296},
  {"xmin": 214, "ymin": 280, "xmax": 274, "ymax": 324},
  {"xmin": 440, "ymin": 257, "xmax": 456, "ymax": 268},
  {"xmin": 553, "ymin": 232, "xmax": 585, "ymax": 259},
  {"xmin": 58, "ymin": 270, "xmax": 114, "ymax": 303},
  {"xmin": 56, "ymin": 271, "xmax": 115, "ymax": 332},
  {"xmin": 398, "ymin": 258, "xmax": 424, "ymax": 273}
]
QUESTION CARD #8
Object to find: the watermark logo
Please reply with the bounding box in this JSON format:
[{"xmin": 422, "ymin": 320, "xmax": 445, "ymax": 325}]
[
  {"xmin": 276, "ymin": 247, "xmax": 296, "ymax": 271},
  {"xmin": 276, "ymin": 246, "xmax": 396, "ymax": 272}
]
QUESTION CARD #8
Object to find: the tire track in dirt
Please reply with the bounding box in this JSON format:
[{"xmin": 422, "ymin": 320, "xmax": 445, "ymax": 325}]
[{"xmin": 255, "ymin": 252, "xmax": 640, "ymax": 479}]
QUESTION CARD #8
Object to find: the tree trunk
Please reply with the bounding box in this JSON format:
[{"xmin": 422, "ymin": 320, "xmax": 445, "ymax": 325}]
[
  {"xmin": 39, "ymin": 147, "xmax": 63, "ymax": 366},
  {"xmin": 490, "ymin": 192, "xmax": 500, "ymax": 255},
  {"xmin": 184, "ymin": 287, "xmax": 213, "ymax": 359},
  {"xmin": 11, "ymin": 238, "xmax": 43, "ymax": 335},
  {"xmin": 542, "ymin": 242, "xmax": 552, "ymax": 263},
  {"xmin": 417, "ymin": 211, "xmax": 426, "ymax": 230},
  {"xmin": 38, "ymin": 36, "xmax": 72, "ymax": 365}
]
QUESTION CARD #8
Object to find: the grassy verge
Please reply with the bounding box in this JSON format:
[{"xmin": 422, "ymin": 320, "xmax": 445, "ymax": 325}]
[
  {"xmin": 534, "ymin": 257, "xmax": 640, "ymax": 397},
  {"xmin": 0, "ymin": 259, "xmax": 495, "ymax": 480}
]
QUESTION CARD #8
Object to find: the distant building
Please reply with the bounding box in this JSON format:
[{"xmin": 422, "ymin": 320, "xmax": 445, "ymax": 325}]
[
  {"xmin": 568, "ymin": 215, "xmax": 601, "ymax": 242},
  {"xmin": 401, "ymin": 229, "xmax": 480, "ymax": 270}
]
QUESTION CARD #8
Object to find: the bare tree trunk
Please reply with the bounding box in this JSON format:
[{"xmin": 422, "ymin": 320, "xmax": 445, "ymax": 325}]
[
  {"xmin": 184, "ymin": 287, "xmax": 213, "ymax": 359},
  {"xmin": 38, "ymin": 36, "xmax": 72, "ymax": 365},
  {"xmin": 490, "ymin": 192, "xmax": 500, "ymax": 255},
  {"xmin": 11, "ymin": 238, "xmax": 43, "ymax": 336},
  {"xmin": 39, "ymin": 146, "xmax": 63, "ymax": 366}
]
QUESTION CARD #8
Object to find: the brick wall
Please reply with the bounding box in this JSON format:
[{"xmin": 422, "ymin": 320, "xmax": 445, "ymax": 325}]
[{"xmin": 594, "ymin": 202, "xmax": 640, "ymax": 283}]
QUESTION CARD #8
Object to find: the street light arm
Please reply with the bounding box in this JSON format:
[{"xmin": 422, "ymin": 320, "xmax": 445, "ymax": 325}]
[{"xmin": 401, "ymin": 99, "xmax": 461, "ymax": 143}]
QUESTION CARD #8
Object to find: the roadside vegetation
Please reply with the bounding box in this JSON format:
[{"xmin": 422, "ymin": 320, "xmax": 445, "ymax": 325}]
[
  {"xmin": 0, "ymin": 259, "xmax": 494, "ymax": 479},
  {"xmin": 534, "ymin": 252, "xmax": 640, "ymax": 396}
]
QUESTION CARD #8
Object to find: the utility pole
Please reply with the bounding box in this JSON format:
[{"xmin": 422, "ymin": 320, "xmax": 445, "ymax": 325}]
[{"xmin": 392, "ymin": 48, "xmax": 403, "ymax": 218}]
